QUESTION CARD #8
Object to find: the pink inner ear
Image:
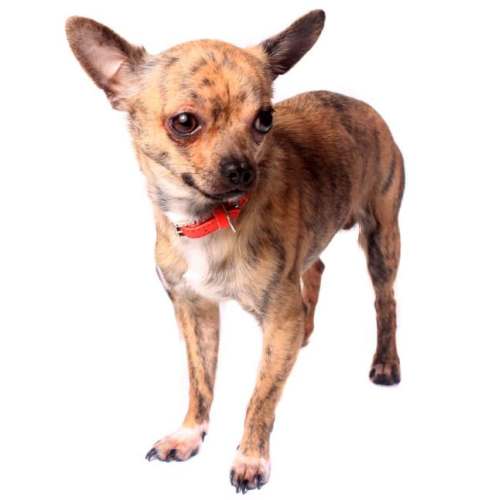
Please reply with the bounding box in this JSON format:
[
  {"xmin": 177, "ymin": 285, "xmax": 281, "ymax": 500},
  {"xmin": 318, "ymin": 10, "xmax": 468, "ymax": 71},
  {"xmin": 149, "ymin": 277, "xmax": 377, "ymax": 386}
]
[{"xmin": 86, "ymin": 44, "xmax": 127, "ymax": 85}]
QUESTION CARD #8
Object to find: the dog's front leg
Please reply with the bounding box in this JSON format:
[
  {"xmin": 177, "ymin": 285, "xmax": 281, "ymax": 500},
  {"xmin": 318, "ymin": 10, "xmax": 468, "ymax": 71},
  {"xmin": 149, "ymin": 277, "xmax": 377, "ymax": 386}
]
[
  {"xmin": 146, "ymin": 284, "xmax": 219, "ymax": 463},
  {"xmin": 230, "ymin": 285, "xmax": 305, "ymax": 492}
]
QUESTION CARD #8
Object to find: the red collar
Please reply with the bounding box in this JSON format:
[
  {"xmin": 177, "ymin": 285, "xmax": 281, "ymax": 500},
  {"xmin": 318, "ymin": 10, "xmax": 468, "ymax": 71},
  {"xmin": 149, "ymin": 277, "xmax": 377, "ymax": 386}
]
[{"xmin": 174, "ymin": 194, "xmax": 249, "ymax": 239}]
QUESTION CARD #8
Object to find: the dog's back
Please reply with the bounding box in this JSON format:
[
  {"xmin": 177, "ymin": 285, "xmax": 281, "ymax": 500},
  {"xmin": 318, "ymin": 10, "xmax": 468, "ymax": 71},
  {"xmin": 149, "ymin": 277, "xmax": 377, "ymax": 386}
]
[{"xmin": 261, "ymin": 90, "xmax": 404, "ymax": 268}]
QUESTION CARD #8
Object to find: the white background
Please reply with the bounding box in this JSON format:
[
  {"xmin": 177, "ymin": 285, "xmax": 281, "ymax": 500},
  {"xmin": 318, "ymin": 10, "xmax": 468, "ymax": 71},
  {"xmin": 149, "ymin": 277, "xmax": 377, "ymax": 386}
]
[{"xmin": 1, "ymin": 1, "xmax": 499, "ymax": 499}]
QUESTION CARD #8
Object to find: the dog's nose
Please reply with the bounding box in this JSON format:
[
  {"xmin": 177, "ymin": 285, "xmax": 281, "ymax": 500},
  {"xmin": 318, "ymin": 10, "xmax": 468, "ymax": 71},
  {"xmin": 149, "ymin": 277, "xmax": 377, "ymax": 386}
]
[{"xmin": 220, "ymin": 159, "xmax": 255, "ymax": 189}]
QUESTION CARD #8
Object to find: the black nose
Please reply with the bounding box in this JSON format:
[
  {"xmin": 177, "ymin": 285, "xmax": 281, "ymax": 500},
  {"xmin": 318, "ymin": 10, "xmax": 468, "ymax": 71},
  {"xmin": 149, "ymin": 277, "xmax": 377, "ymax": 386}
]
[{"xmin": 220, "ymin": 159, "xmax": 255, "ymax": 189}]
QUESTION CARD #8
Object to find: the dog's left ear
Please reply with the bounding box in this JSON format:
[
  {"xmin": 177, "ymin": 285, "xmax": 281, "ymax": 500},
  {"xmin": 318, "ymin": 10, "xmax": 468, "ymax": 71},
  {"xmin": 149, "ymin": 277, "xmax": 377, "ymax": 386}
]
[{"xmin": 254, "ymin": 10, "xmax": 325, "ymax": 79}]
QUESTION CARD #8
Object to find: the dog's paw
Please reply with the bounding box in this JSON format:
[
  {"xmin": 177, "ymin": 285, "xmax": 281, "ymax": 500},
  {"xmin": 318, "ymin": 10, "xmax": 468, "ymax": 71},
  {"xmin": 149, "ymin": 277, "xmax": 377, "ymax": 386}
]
[
  {"xmin": 369, "ymin": 360, "xmax": 401, "ymax": 386},
  {"xmin": 145, "ymin": 422, "xmax": 208, "ymax": 463},
  {"xmin": 230, "ymin": 451, "xmax": 271, "ymax": 494}
]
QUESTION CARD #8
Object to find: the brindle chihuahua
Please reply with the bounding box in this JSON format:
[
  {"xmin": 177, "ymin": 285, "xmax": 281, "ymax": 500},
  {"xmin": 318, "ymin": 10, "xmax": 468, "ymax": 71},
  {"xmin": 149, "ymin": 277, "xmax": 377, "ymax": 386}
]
[{"xmin": 66, "ymin": 10, "xmax": 404, "ymax": 493}]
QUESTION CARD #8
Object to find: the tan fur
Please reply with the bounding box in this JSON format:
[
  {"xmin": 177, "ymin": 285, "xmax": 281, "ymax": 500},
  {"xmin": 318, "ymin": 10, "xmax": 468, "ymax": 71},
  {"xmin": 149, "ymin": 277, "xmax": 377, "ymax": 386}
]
[{"xmin": 66, "ymin": 10, "xmax": 404, "ymax": 493}]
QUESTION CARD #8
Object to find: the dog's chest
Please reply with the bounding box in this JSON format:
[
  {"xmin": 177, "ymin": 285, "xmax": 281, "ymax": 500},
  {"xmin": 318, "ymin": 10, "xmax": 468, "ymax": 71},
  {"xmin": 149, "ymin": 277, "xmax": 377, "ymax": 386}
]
[{"xmin": 177, "ymin": 235, "xmax": 242, "ymax": 301}]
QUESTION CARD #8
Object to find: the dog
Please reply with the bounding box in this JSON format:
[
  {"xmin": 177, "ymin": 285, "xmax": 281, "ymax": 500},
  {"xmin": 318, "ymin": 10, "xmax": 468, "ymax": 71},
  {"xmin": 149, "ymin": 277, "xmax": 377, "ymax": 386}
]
[{"xmin": 66, "ymin": 10, "xmax": 404, "ymax": 493}]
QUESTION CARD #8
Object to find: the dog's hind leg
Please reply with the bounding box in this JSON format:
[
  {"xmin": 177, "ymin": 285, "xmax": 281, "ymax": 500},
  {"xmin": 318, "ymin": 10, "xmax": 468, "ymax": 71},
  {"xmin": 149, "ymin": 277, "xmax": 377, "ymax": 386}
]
[
  {"xmin": 359, "ymin": 148, "xmax": 404, "ymax": 385},
  {"xmin": 146, "ymin": 275, "xmax": 219, "ymax": 462},
  {"xmin": 301, "ymin": 258, "xmax": 325, "ymax": 346}
]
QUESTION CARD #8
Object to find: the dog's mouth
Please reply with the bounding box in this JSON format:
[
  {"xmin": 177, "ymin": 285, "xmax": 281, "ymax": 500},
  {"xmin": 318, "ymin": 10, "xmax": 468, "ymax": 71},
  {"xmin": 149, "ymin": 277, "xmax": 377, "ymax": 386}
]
[
  {"xmin": 211, "ymin": 189, "xmax": 247, "ymax": 202},
  {"xmin": 181, "ymin": 172, "xmax": 255, "ymax": 210},
  {"xmin": 180, "ymin": 166, "xmax": 257, "ymax": 204},
  {"xmin": 192, "ymin": 184, "xmax": 251, "ymax": 203}
]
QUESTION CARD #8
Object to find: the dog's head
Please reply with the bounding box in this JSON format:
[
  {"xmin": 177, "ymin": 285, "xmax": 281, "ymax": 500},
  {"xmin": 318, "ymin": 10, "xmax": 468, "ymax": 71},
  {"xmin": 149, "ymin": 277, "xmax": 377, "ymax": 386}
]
[{"xmin": 66, "ymin": 11, "xmax": 325, "ymax": 214}]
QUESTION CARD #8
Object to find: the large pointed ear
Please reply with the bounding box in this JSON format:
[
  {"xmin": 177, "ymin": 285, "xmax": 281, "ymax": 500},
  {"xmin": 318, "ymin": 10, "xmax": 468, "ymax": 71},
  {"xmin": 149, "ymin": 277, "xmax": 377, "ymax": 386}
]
[
  {"xmin": 65, "ymin": 17, "xmax": 147, "ymax": 110},
  {"xmin": 255, "ymin": 10, "xmax": 325, "ymax": 79}
]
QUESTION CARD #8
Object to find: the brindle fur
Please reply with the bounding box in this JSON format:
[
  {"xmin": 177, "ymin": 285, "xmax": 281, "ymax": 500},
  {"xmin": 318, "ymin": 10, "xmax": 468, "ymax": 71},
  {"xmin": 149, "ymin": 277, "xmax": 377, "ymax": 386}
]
[{"xmin": 66, "ymin": 10, "xmax": 404, "ymax": 493}]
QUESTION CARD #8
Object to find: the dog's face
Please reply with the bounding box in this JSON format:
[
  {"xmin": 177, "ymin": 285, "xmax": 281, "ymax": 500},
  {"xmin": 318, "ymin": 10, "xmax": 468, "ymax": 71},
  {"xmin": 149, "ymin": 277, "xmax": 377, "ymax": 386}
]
[
  {"xmin": 130, "ymin": 40, "xmax": 274, "ymax": 204},
  {"xmin": 66, "ymin": 11, "xmax": 324, "ymax": 212}
]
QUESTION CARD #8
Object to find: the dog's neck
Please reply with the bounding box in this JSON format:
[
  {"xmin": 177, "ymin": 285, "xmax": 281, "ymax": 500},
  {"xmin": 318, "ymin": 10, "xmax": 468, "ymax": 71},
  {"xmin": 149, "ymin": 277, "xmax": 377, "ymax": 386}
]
[
  {"xmin": 152, "ymin": 181, "xmax": 215, "ymax": 225},
  {"xmin": 152, "ymin": 181, "xmax": 251, "ymax": 240}
]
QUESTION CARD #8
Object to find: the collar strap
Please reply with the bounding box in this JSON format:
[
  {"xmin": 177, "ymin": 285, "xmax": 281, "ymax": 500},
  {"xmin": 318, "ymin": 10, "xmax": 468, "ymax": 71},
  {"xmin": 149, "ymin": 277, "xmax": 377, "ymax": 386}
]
[{"xmin": 175, "ymin": 195, "xmax": 249, "ymax": 239}]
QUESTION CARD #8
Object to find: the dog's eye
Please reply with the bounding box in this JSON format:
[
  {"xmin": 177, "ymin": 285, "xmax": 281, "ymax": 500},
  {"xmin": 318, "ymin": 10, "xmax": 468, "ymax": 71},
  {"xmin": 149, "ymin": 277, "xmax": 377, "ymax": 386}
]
[
  {"xmin": 170, "ymin": 112, "xmax": 200, "ymax": 136},
  {"xmin": 253, "ymin": 107, "xmax": 274, "ymax": 134}
]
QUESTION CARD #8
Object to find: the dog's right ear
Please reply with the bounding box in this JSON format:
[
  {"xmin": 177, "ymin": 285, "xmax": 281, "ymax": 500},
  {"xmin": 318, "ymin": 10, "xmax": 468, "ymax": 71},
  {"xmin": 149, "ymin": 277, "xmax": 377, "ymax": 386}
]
[
  {"xmin": 253, "ymin": 10, "xmax": 325, "ymax": 79},
  {"xmin": 65, "ymin": 17, "xmax": 146, "ymax": 110}
]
